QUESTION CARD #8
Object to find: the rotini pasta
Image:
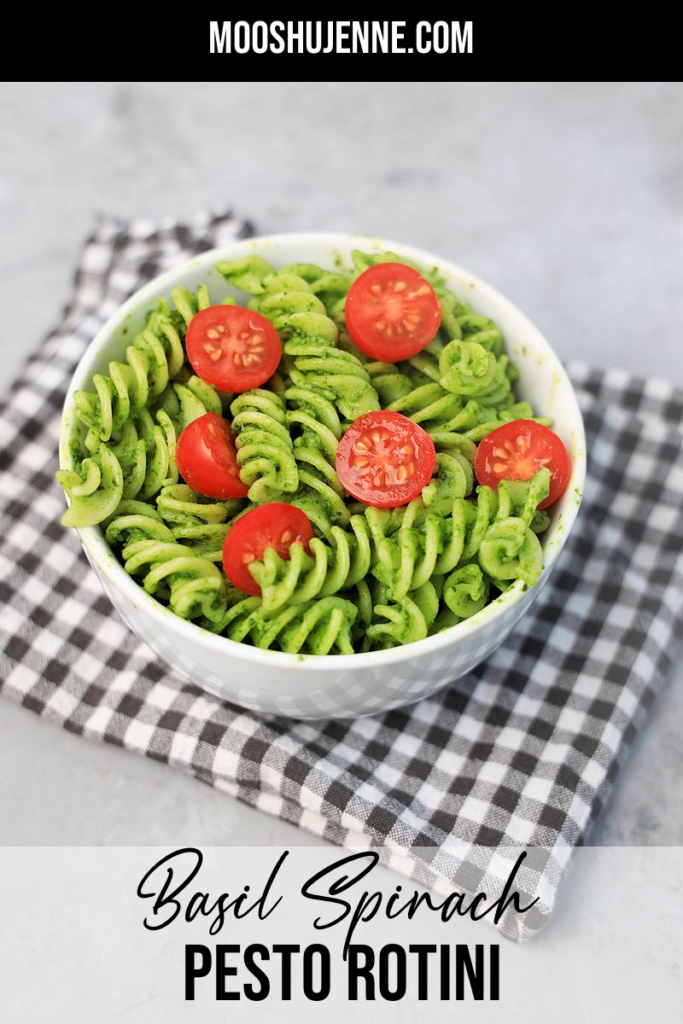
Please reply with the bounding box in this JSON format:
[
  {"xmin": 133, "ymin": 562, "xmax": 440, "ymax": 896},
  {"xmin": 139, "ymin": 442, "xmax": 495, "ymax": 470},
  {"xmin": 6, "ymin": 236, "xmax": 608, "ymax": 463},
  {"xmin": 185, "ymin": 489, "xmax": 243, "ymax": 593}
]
[
  {"xmin": 220, "ymin": 593, "xmax": 357, "ymax": 655},
  {"xmin": 218, "ymin": 259, "xmax": 381, "ymax": 421},
  {"xmin": 58, "ymin": 248, "xmax": 565, "ymax": 655},
  {"xmin": 230, "ymin": 388, "xmax": 299, "ymax": 502}
]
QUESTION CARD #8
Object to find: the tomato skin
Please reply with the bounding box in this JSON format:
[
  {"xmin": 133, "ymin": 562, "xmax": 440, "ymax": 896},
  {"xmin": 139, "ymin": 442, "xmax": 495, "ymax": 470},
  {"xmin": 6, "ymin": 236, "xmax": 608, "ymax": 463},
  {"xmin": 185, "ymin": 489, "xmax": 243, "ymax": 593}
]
[
  {"xmin": 186, "ymin": 304, "xmax": 282, "ymax": 393},
  {"xmin": 345, "ymin": 263, "xmax": 442, "ymax": 362},
  {"xmin": 474, "ymin": 420, "xmax": 571, "ymax": 509},
  {"xmin": 222, "ymin": 503, "xmax": 314, "ymax": 596},
  {"xmin": 336, "ymin": 410, "xmax": 436, "ymax": 508},
  {"xmin": 175, "ymin": 413, "xmax": 248, "ymax": 500}
]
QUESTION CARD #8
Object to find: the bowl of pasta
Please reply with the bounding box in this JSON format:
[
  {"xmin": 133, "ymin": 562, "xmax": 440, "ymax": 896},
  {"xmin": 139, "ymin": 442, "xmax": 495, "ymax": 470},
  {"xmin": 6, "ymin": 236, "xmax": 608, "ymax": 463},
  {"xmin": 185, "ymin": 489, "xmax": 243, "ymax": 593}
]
[{"xmin": 58, "ymin": 233, "xmax": 586, "ymax": 718}]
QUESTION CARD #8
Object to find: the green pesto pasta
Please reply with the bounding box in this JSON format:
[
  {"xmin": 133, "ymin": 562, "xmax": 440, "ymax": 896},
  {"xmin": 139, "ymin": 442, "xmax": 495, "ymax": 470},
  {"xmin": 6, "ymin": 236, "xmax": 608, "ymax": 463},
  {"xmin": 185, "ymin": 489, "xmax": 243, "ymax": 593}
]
[{"xmin": 58, "ymin": 250, "xmax": 560, "ymax": 656}]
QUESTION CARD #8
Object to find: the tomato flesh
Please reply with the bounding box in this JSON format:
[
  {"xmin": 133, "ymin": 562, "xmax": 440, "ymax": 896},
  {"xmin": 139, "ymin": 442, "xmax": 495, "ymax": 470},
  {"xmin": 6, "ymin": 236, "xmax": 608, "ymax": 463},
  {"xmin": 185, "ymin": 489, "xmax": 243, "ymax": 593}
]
[
  {"xmin": 222, "ymin": 503, "xmax": 314, "ymax": 596},
  {"xmin": 345, "ymin": 262, "xmax": 442, "ymax": 361},
  {"xmin": 474, "ymin": 420, "xmax": 571, "ymax": 509},
  {"xmin": 186, "ymin": 304, "xmax": 282, "ymax": 393},
  {"xmin": 336, "ymin": 410, "xmax": 436, "ymax": 508},
  {"xmin": 175, "ymin": 412, "xmax": 248, "ymax": 500}
]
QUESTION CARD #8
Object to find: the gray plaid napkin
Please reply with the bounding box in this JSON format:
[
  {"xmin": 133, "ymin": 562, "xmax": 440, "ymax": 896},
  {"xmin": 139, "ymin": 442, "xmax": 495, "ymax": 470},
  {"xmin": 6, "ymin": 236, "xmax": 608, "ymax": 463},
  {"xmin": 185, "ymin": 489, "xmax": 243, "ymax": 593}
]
[{"xmin": 1, "ymin": 211, "xmax": 682, "ymax": 942}]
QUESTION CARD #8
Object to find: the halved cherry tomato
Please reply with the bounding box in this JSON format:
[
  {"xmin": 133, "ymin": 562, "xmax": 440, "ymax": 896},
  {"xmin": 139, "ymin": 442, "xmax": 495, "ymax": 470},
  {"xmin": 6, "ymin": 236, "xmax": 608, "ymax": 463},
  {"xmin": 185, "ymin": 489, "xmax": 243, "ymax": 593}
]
[
  {"xmin": 176, "ymin": 412, "xmax": 248, "ymax": 500},
  {"xmin": 336, "ymin": 410, "xmax": 436, "ymax": 508},
  {"xmin": 186, "ymin": 304, "xmax": 282, "ymax": 392},
  {"xmin": 222, "ymin": 503, "xmax": 314, "ymax": 596},
  {"xmin": 345, "ymin": 263, "xmax": 442, "ymax": 362},
  {"xmin": 474, "ymin": 420, "xmax": 571, "ymax": 509}
]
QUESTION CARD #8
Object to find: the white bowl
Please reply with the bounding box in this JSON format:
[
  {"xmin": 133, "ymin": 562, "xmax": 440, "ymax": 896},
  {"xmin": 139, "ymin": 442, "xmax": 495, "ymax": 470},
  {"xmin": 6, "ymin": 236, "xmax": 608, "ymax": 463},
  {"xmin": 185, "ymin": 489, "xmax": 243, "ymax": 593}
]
[{"xmin": 60, "ymin": 233, "xmax": 586, "ymax": 719}]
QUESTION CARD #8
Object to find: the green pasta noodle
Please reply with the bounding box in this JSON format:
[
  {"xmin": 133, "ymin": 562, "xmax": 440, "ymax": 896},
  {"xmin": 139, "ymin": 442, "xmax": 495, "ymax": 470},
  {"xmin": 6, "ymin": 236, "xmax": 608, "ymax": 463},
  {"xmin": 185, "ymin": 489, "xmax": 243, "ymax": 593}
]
[
  {"xmin": 217, "ymin": 260, "xmax": 381, "ymax": 421},
  {"xmin": 57, "ymin": 248, "xmax": 561, "ymax": 655},
  {"xmin": 57, "ymin": 445, "xmax": 124, "ymax": 528},
  {"xmin": 122, "ymin": 539, "xmax": 228, "ymax": 624},
  {"xmin": 443, "ymin": 564, "xmax": 490, "ymax": 619},
  {"xmin": 230, "ymin": 389, "xmax": 299, "ymax": 502},
  {"xmin": 220, "ymin": 594, "xmax": 357, "ymax": 655},
  {"xmin": 285, "ymin": 385, "xmax": 349, "ymax": 535}
]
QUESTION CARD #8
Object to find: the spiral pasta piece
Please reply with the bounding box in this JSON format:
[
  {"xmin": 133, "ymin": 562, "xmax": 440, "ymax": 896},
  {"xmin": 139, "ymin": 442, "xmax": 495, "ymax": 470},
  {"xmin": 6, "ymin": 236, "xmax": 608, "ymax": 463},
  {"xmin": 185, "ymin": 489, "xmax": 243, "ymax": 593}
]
[
  {"xmin": 496, "ymin": 469, "xmax": 550, "ymax": 528},
  {"xmin": 170, "ymin": 524, "xmax": 231, "ymax": 562},
  {"xmin": 362, "ymin": 583, "xmax": 439, "ymax": 651},
  {"xmin": 215, "ymin": 256, "xmax": 274, "ymax": 294},
  {"xmin": 421, "ymin": 452, "xmax": 473, "ymax": 516},
  {"xmin": 250, "ymin": 518, "xmax": 373, "ymax": 615},
  {"xmin": 230, "ymin": 389, "xmax": 298, "ymax": 503},
  {"xmin": 285, "ymin": 386, "xmax": 348, "ymax": 535},
  {"xmin": 121, "ymin": 539, "xmax": 228, "ymax": 623},
  {"xmin": 154, "ymin": 369, "xmax": 223, "ymax": 435},
  {"xmin": 218, "ymin": 260, "xmax": 381, "ymax": 421},
  {"xmin": 460, "ymin": 401, "xmax": 554, "ymax": 443},
  {"xmin": 427, "ymin": 429, "xmax": 477, "ymax": 464},
  {"xmin": 432, "ymin": 290, "xmax": 469, "ymax": 341},
  {"xmin": 455, "ymin": 312, "xmax": 504, "ymax": 356},
  {"xmin": 169, "ymin": 283, "xmax": 212, "ymax": 326},
  {"xmin": 438, "ymin": 340, "xmax": 513, "ymax": 408},
  {"xmin": 363, "ymin": 497, "xmax": 471, "ymax": 594},
  {"xmin": 221, "ymin": 594, "xmax": 357, "ymax": 655},
  {"xmin": 57, "ymin": 445, "xmax": 124, "ymax": 528},
  {"xmin": 156, "ymin": 483, "xmax": 237, "ymax": 526},
  {"xmin": 350, "ymin": 248, "xmax": 427, "ymax": 277},
  {"xmin": 459, "ymin": 487, "xmax": 499, "ymax": 561},
  {"xmin": 344, "ymin": 578, "xmax": 376, "ymax": 633},
  {"xmin": 387, "ymin": 382, "xmax": 463, "ymax": 431},
  {"xmin": 429, "ymin": 398, "xmax": 499, "ymax": 440},
  {"xmin": 360, "ymin": 500, "xmax": 446, "ymax": 601},
  {"xmin": 364, "ymin": 362, "xmax": 413, "ymax": 406},
  {"xmin": 156, "ymin": 485, "xmax": 238, "ymax": 561},
  {"xmin": 73, "ymin": 294, "xmax": 195, "ymax": 444},
  {"xmin": 443, "ymin": 564, "xmax": 490, "ymax": 619},
  {"xmin": 108, "ymin": 408, "xmax": 179, "ymax": 501},
  {"xmin": 478, "ymin": 518, "xmax": 544, "ymax": 589},
  {"xmin": 411, "ymin": 580, "xmax": 441, "ymax": 629},
  {"xmin": 280, "ymin": 262, "xmax": 353, "ymax": 318}
]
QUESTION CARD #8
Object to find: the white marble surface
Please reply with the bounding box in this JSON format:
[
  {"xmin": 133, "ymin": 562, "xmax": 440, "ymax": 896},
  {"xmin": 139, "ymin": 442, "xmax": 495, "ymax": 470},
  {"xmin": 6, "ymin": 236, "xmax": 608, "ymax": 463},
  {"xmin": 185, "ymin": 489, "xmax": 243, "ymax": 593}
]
[{"xmin": 0, "ymin": 82, "xmax": 681, "ymax": 848}]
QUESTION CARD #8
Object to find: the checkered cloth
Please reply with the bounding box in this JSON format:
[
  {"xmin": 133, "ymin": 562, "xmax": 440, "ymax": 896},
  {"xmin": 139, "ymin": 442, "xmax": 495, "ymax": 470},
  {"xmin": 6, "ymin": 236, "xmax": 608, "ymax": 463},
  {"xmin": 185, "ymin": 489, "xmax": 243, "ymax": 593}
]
[{"xmin": 2, "ymin": 212, "xmax": 682, "ymax": 942}]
